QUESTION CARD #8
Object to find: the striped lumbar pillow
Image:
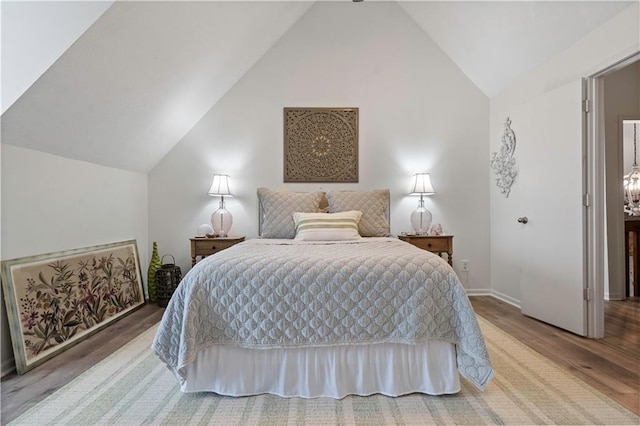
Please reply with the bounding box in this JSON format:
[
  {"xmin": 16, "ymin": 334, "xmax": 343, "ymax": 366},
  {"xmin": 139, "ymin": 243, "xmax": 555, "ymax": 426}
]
[{"xmin": 293, "ymin": 210, "xmax": 363, "ymax": 241}]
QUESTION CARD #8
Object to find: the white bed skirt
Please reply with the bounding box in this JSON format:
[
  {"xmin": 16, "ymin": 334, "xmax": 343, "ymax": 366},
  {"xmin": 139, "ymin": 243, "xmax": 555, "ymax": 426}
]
[{"xmin": 181, "ymin": 341, "xmax": 460, "ymax": 399}]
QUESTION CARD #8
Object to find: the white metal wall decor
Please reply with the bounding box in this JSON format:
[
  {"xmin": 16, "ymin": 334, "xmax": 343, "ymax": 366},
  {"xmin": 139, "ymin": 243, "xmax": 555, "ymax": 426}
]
[{"xmin": 490, "ymin": 117, "xmax": 518, "ymax": 197}]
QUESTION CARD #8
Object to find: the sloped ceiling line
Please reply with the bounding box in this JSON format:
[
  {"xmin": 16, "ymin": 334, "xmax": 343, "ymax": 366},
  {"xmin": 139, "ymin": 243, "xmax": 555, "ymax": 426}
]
[
  {"xmin": 1, "ymin": 1, "xmax": 633, "ymax": 173},
  {"xmin": 1, "ymin": 1, "xmax": 114, "ymax": 114},
  {"xmin": 2, "ymin": 1, "xmax": 313, "ymax": 173}
]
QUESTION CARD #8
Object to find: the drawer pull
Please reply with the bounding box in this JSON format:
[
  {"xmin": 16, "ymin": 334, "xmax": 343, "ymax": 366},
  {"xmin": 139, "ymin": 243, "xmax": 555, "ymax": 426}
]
[
  {"xmin": 211, "ymin": 246, "xmax": 217, "ymax": 250},
  {"xmin": 427, "ymin": 243, "xmax": 432, "ymax": 247}
]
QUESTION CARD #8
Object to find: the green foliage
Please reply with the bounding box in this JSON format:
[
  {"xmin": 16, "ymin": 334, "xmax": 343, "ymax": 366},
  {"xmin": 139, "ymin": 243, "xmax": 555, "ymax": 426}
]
[{"xmin": 19, "ymin": 252, "xmax": 141, "ymax": 359}]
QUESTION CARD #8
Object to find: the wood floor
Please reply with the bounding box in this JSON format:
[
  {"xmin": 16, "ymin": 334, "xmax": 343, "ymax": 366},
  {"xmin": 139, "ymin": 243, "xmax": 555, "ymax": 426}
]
[
  {"xmin": 472, "ymin": 296, "xmax": 640, "ymax": 417},
  {"xmin": 1, "ymin": 297, "xmax": 638, "ymax": 424},
  {"xmin": 1, "ymin": 303, "xmax": 165, "ymax": 425}
]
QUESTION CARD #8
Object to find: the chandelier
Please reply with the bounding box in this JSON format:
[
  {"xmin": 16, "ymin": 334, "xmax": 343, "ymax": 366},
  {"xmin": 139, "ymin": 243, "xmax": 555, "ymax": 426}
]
[{"xmin": 624, "ymin": 123, "xmax": 640, "ymax": 215}]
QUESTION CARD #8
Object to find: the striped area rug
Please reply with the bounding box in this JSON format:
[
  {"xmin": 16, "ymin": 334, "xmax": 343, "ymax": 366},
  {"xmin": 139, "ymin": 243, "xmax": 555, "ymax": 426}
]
[{"xmin": 9, "ymin": 317, "xmax": 639, "ymax": 425}]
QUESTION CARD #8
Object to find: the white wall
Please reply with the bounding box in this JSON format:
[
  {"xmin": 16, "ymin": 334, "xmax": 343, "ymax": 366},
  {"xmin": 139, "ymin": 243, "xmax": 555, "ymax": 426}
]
[
  {"xmin": 1, "ymin": 1, "xmax": 113, "ymax": 113},
  {"xmin": 490, "ymin": 3, "xmax": 640, "ymax": 304},
  {"xmin": 0, "ymin": 144, "xmax": 148, "ymax": 376},
  {"xmin": 149, "ymin": 1, "xmax": 490, "ymax": 291}
]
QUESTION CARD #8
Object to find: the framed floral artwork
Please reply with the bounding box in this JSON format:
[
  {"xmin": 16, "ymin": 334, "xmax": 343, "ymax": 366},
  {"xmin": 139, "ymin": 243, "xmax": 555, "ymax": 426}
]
[
  {"xmin": 1, "ymin": 240, "xmax": 145, "ymax": 374},
  {"xmin": 284, "ymin": 107, "xmax": 359, "ymax": 182}
]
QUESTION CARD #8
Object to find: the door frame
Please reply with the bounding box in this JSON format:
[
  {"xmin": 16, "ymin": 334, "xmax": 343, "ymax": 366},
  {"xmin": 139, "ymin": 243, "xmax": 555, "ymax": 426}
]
[{"xmin": 586, "ymin": 51, "xmax": 640, "ymax": 338}]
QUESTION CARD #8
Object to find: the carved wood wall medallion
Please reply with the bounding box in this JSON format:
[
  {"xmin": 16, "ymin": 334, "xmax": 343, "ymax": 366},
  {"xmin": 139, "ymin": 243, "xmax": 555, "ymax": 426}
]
[{"xmin": 284, "ymin": 107, "xmax": 359, "ymax": 182}]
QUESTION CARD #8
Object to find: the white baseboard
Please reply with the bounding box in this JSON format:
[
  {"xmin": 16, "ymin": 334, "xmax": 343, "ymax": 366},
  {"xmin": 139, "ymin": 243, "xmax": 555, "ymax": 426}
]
[
  {"xmin": 489, "ymin": 290, "xmax": 521, "ymax": 308},
  {"xmin": 1, "ymin": 357, "xmax": 15, "ymax": 378},
  {"xmin": 465, "ymin": 289, "xmax": 492, "ymax": 297},
  {"xmin": 605, "ymin": 292, "xmax": 626, "ymax": 301},
  {"xmin": 466, "ymin": 288, "xmax": 521, "ymax": 309}
]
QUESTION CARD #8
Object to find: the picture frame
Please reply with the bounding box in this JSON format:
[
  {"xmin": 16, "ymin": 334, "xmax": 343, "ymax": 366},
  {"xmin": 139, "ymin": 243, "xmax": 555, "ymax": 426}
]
[
  {"xmin": 284, "ymin": 107, "xmax": 359, "ymax": 183},
  {"xmin": 1, "ymin": 240, "xmax": 145, "ymax": 374}
]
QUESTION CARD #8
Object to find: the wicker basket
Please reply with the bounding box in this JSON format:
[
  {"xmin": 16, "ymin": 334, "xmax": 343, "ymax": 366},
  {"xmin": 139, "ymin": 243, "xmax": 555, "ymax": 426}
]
[{"xmin": 156, "ymin": 254, "xmax": 182, "ymax": 307}]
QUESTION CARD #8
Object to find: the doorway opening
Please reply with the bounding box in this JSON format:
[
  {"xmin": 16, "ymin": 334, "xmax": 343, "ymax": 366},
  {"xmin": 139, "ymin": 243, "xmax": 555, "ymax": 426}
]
[
  {"xmin": 586, "ymin": 52, "xmax": 640, "ymax": 338},
  {"xmin": 622, "ymin": 118, "xmax": 640, "ymax": 299}
]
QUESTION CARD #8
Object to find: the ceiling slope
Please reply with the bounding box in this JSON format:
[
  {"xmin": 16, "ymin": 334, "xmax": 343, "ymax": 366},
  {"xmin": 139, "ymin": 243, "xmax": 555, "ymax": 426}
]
[
  {"xmin": 1, "ymin": 1, "xmax": 113, "ymax": 114},
  {"xmin": 1, "ymin": 1, "xmax": 312, "ymax": 173},
  {"xmin": 399, "ymin": 0, "xmax": 634, "ymax": 97},
  {"xmin": 1, "ymin": 1, "xmax": 635, "ymax": 173}
]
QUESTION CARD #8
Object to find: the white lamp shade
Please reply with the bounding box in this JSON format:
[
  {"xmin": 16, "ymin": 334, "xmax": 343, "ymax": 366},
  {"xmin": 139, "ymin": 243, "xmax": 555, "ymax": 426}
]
[
  {"xmin": 410, "ymin": 173, "xmax": 434, "ymax": 235},
  {"xmin": 410, "ymin": 173, "xmax": 435, "ymax": 195},
  {"xmin": 208, "ymin": 174, "xmax": 233, "ymax": 236},
  {"xmin": 208, "ymin": 174, "xmax": 233, "ymax": 197}
]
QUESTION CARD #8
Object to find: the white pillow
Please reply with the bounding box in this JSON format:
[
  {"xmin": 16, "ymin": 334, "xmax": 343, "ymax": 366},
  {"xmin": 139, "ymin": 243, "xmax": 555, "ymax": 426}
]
[{"xmin": 293, "ymin": 211, "xmax": 363, "ymax": 241}]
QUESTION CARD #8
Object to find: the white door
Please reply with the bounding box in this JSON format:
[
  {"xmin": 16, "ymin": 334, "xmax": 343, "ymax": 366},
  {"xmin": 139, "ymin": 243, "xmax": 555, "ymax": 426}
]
[{"xmin": 517, "ymin": 79, "xmax": 587, "ymax": 336}]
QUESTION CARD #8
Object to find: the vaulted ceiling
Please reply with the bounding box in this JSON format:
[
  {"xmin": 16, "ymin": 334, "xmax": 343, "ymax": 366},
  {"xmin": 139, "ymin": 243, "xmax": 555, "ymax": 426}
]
[{"xmin": 1, "ymin": 1, "xmax": 634, "ymax": 173}]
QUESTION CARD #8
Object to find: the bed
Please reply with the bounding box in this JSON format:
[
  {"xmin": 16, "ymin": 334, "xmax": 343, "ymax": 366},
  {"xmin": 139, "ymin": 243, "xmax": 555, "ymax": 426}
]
[{"xmin": 151, "ymin": 188, "xmax": 494, "ymax": 398}]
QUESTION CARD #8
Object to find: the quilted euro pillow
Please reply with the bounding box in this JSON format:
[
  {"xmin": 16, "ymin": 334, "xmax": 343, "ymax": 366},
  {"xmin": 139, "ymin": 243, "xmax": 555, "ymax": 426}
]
[
  {"xmin": 257, "ymin": 188, "xmax": 324, "ymax": 239},
  {"xmin": 325, "ymin": 189, "xmax": 391, "ymax": 237},
  {"xmin": 293, "ymin": 210, "xmax": 363, "ymax": 241}
]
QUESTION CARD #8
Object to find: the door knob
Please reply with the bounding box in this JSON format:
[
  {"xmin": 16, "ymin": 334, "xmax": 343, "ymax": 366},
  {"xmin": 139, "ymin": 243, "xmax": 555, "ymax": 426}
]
[{"xmin": 517, "ymin": 217, "xmax": 529, "ymax": 224}]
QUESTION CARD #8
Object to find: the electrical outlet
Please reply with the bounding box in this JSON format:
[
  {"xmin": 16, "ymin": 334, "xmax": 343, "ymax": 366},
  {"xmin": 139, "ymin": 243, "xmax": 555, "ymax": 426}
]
[{"xmin": 461, "ymin": 260, "xmax": 469, "ymax": 272}]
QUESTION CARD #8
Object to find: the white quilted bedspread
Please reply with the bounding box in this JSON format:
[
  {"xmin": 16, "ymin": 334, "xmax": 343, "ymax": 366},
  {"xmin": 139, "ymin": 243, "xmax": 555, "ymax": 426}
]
[{"xmin": 152, "ymin": 238, "xmax": 494, "ymax": 391}]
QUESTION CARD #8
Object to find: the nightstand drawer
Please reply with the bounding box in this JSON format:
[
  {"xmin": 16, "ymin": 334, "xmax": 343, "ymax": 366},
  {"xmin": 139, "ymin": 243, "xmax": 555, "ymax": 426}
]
[
  {"xmin": 410, "ymin": 238, "xmax": 449, "ymax": 252},
  {"xmin": 190, "ymin": 236, "xmax": 245, "ymax": 266},
  {"xmin": 398, "ymin": 234, "xmax": 454, "ymax": 266},
  {"xmin": 196, "ymin": 240, "xmax": 236, "ymax": 254}
]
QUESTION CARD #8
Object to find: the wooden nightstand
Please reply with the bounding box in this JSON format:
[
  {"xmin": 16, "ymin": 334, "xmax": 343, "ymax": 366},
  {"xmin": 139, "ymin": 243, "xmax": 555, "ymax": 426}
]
[
  {"xmin": 398, "ymin": 234, "xmax": 453, "ymax": 266},
  {"xmin": 190, "ymin": 236, "xmax": 245, "ymax": 266}
]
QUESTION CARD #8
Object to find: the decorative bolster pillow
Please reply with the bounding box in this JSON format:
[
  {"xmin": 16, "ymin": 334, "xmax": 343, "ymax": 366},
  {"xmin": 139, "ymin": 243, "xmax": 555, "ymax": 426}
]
[{"xmin": 293, "ymin": 210, "xmax": 363, "ymax": 241}]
